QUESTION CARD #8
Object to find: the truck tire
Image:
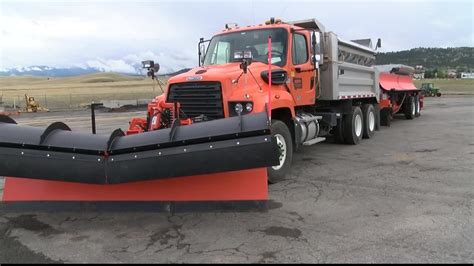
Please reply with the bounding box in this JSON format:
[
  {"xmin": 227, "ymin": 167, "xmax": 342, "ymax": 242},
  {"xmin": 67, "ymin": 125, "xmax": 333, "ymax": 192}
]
[
  {"xmin": 343, "ymin": 106, "xmax": 363, "ymax": 145},
  {"xmin": 380, "ymin": 108, "xmax": 391, "ymax": 127},
  {"xmin": 415, "ymin": 95, "xmax": 421, "ymax": 117},
  {"xmin": 374, "ymin": 105, "xmax": 381, "ymax": 131},
  {"xmin": 362, "ymin": 104, "xmax": 376, "ymax": 139},
  {"xmin": 436, "ymin": 92, "xmax": 441, "ymax": 97},
  {"xmin": 268, "ymin": 120, "xmax": 293, "ymax": 184},
  {"xmin": 404, "ymin": 96, "xmax": 415, "ymax": 120}
]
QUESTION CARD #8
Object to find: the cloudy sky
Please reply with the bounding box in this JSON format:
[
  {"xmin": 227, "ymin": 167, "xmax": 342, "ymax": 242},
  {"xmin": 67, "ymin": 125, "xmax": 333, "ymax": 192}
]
[{"xmin": 0, "ymin": 0, "xmax": 472, "ymax": 73}]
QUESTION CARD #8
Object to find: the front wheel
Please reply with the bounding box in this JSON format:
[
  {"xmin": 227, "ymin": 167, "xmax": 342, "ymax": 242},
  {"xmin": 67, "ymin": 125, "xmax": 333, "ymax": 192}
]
[{"xmin": 268, "ymin": 120, "xmax": 293, "ymax": 184}]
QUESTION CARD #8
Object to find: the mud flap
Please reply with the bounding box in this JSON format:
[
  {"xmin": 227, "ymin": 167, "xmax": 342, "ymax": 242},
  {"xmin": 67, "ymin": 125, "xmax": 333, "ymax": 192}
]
[{"xmin": 0, "ymin": 112, "xmax": 279, "ymax": 184}]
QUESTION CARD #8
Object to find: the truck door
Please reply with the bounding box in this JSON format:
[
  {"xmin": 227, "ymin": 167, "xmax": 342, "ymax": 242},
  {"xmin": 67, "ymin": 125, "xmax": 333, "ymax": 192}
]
[{"xmin": 289, "ymin": 31, "xmax": 316, "ymax": 106}]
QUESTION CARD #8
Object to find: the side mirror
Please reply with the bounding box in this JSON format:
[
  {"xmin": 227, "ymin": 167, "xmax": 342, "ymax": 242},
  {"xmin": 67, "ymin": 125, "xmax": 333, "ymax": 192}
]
[
  {"xmin": 312, "ymin": 54, "xmax": 322, "ymax": 64},
  {"xmin": 311, "ymin": 31, "xmax": 323, "ymax": 66},
  {"xmin": 198, "ymin": 37, "xmax": 210, "ymax": 66},
  {"xmin": 376, "ymin": 38, "xmax": 382, "ymax": 49},
  {"xmin": 199, "ymin": 44, "xmax": 206, "ymax": 65}
]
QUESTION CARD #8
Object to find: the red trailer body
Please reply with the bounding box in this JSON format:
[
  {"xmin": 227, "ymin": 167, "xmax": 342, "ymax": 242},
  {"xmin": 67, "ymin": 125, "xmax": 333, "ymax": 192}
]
[{"xmin": 377, "ymin": 66, "xmax": 423, "ymax": 126}]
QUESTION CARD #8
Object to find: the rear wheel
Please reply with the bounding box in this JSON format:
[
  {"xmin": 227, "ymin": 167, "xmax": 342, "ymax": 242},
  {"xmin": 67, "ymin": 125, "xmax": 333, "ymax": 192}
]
[
  {"xmin": 268, "ymin": 120, "xmax": 293, "ymax": 184},
  {"xmin": 362, "ymin": 104, "xmax": 376, "ymax": 139},
  {"xmin": 404, "ymin": 96, "xmax": 415, "ymax": 120},
  {"xmin": 343, "ymin": 106, "xmax": 363, "ymax": 145}
]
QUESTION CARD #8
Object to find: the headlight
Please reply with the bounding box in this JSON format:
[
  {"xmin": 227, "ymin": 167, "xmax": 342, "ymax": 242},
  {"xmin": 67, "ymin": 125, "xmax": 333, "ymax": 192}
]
[
  {"xmin": 229, "ymin": 101, "xmax": 253, "ymax": 116},
  {"xmin": 245, "ymin": 102, "xmax": 253, "ymax": 112},
  {"xmin": 235, "ymin": 103, "xmax": 243, "ymax": 114}
]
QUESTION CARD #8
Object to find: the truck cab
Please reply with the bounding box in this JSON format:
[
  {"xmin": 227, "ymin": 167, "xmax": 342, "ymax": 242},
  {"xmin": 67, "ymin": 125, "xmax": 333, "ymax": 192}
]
[
  {"xmin": 140, "ymin": 18, "xmax": 381, "ymax": 183},
  {"xmin": 167, "ymin": 19, "xmax": 320, "ymax": 118}
]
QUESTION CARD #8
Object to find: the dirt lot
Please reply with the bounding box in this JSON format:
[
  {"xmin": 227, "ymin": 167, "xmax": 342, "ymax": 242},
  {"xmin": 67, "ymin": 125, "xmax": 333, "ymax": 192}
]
[
  {"xmin": 1, "ymin": 74, "xmax": 472, "ymax": 112},
  {"xmin": 0, "ymin": 95, "xmax": 473, "ymax": 263},
  {"xmin": 0, "ymin": 73, "xmax": 165, "ymax": 110}
]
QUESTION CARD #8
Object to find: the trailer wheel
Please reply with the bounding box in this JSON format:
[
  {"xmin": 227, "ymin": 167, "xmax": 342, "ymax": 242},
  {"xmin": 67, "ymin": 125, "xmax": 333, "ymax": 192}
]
[
  {"xmin": 415, "ymin": 95, "xmax": 421, "ymax": 117},
  {"xmin": 362, "ymin": 104, "xmax": 375, "ymax": 139},
  {"xmin": 380, "ymin": 108, "xmax": 391, "ymax": 127},
  {"xmin": 343, "ymin": 106, "xmax": 363, "ymax": 145},
  {"xmin": 268, "ymin": 120, "xmax": 293, "ymax": 184},
  {"xmin": 404, "ymin": 96, "xmax": 416, "ymax": 120}
]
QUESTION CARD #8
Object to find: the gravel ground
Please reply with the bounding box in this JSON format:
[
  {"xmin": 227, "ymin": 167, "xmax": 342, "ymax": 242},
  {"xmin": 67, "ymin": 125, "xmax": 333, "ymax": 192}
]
[{"xmin": 0, "ymin": 95, "xmax": 473, "ymax": 263}]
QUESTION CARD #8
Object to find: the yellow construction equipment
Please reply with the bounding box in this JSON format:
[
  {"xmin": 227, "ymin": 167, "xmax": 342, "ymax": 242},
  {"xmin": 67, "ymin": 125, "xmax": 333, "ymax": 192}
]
[{"xmin": 24, "ymin": 94, "xmax": 49, "ymax": 112}]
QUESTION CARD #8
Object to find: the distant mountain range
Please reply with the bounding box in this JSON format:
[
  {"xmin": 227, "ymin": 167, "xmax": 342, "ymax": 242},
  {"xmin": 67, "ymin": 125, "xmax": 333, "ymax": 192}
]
[
  {"xmin": 0, "ymin": 65, "xmax": 191, "ymax": 77},
  {"xmin": 0, "ymin": 66, "xmax": 103, "ymax": 77},
  {"xmin": 160, "ymin": 68, "xmax": 192, "ymax": 77},
  {"xmin": 2, "ymin": 47, "xmax": 471, "ymax": 77}
]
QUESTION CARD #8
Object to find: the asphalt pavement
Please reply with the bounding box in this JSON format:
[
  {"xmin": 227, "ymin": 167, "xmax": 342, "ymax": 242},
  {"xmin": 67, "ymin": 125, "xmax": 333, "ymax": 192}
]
[{"xmin": 0, "ymin": 95, "xmax": 473, "ymax": 263}]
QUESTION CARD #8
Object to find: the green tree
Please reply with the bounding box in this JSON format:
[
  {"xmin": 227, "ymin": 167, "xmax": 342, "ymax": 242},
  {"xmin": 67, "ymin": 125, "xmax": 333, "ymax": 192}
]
[
  {"xmin": 437, "ymin": 68, "xmax": 447, "ymax": 79},
  {"xmin": 425, "ymin": 69, "xmax": 434, "ymax": 78}
]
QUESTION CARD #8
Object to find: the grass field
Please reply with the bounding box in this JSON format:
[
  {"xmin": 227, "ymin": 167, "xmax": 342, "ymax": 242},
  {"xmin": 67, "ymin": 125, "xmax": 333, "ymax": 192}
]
[
  {"xmin": 1, "ymin": 73, "xmax": 472, "ymax": 111},
  {"xmin": 413, "ymin": 79, "xmax": 474, "ymax": 94},
  {"xmin": 0, "ymin": 73, "xmax": 167, "ymax": 110}
]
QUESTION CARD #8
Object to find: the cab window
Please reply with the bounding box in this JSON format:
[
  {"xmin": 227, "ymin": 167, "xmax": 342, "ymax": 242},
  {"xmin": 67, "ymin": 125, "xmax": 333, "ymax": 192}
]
[
  {"xmin": 209, "ymin": 41, "xmax": 230, "ymax": 65},
  {"xmin": 203, "ymin": 28, "xmax": 288, "ymax": 67},
  {"xmin": 292, "ymin": 33, "xmax": 308, "ymax": 65}
]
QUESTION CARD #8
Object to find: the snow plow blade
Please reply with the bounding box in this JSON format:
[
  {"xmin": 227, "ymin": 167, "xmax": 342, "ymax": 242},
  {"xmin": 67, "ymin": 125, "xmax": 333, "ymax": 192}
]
[{"xmin": 0, "ymin": 112, "xmax": 279, "ymax": 184}]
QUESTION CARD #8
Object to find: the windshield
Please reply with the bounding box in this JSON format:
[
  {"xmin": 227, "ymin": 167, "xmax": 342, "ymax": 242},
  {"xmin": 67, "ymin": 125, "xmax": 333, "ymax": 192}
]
[{"xmin": 203, "ymin": 28, "xmax": 288, "ymax": 67}]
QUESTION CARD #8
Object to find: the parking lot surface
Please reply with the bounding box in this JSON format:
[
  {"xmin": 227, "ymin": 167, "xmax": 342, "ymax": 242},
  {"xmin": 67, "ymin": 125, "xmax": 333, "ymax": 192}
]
[{"xmin": 1, "ymin": 96, "xmax": 473, "ymax": 263}]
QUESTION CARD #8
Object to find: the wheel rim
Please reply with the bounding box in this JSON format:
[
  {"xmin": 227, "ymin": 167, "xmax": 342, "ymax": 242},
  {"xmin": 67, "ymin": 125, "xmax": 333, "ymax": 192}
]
[
  {"xmin": 412, "ymin": 101, "xmax": 416, "ymax": 116},
  {"xmin": 272, "ymin": 134, "xmax": 287, "ymax": 171},
  {"xmin": 369, "ymin": 111, "xmax": 375, "ymax": 132},
  {"xmin": 355, "ymin": 114, "xmax": 362, "ymax": 137}
]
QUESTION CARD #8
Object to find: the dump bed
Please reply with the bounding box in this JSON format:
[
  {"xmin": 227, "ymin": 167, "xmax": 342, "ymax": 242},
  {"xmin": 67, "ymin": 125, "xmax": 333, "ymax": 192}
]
[{"xmin": 319, "ymin": 32, "xmax": 379, "ymax": 101}]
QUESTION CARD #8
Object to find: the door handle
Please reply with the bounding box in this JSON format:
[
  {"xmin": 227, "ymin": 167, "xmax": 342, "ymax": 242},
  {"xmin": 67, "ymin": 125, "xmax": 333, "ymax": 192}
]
[{"xmin": 294, "ymin": 67, "xmax": 315, "ymax": 73}]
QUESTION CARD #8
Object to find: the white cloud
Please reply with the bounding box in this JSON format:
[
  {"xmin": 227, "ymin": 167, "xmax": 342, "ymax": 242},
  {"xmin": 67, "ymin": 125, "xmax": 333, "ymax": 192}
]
[
  {"xmin": 86, "ymin": 58, "xmax": 138, "ymax": 74},
  {"xmin": 85, "ymin": 50, "xmax": 196, "ymax": 74},
  {"xmin": 431, "ymin": 19, "xmax": 454, "ymax": 30},
  {"xmin": 0, "ymin": 0, "xmax": 472, "ymax": 70}
]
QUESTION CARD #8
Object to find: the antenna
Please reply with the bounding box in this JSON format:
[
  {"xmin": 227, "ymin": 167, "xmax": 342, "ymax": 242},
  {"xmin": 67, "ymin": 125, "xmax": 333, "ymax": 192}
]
[
  {"xmin": 278, "ymin": 2, "xmax": 290, "ymax": 19},
  {"xmin": 251, "ymin": 0, "xmax": 255, "ymax": 24}
]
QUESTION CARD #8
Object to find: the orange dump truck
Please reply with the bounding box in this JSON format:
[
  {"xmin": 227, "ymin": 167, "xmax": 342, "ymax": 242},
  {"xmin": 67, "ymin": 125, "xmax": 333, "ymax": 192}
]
[{"xmin": 127, "ymin": 18, "xmax": 423, "ymax": 183}]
